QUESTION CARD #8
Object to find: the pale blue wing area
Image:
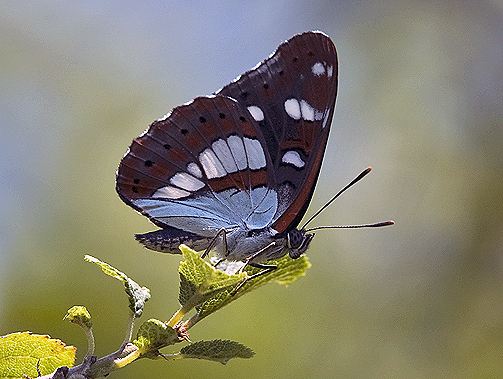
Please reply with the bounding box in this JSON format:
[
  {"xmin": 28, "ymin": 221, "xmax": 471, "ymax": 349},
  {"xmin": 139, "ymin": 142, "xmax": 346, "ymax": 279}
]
[{"xmin": 133, "ymin": 186, "xmax": 278, "ymax": 237}]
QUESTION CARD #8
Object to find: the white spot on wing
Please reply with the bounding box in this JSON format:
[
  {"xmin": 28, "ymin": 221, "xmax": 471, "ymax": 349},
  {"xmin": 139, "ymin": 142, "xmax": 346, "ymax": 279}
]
[
  {"xmin": 300, "ymin": 100, "xmax": 315, "ymax": 121},
  {"xmin": 153, "ymin": 185, "xmax": 191, "ymax": 199},
  {"xmin": 311, "ymin": 62, "xmax": 325, "ymax": 76},
  {"xmin": 170, "ymin": 172, "xmax": 205, "ymax": 191},
  {"xmin": 247, "ymin": 106, "xmax": 264, "ymax": 122},
  {"xmin": 282, "ymin": 151, "xmax": 305, "ymax": 168},
  {"xmin": 187, "ymin": 162, "xmax": 202, "ymax": 178},
  {"xmin": 327, "ymin": 65, "xmax": 333, "ymax": 78},
  {"xmin": 322, "ymin": 110, "xmax": 330, "ymax": 128},
  {"xmin": 212, "ymin": 139, "xmax": 238, "ymax": 173},
  {"xmin": 199, "ymin": 148, "xmax": 227, "ymax": 178},
  {"xmin": 284, "ymin": 98, "xmax": 301, "ymax": 120},
  {"xmin": 243, "ymin": 137, "xmax": 266, "ymax": 169},
  {"xmin": 227, "ymin": 135, "xmax": 247, "ymax": 170},
  {"xmin": 300, "ymin": 100, "xmax": 324, "ymax": 122}
]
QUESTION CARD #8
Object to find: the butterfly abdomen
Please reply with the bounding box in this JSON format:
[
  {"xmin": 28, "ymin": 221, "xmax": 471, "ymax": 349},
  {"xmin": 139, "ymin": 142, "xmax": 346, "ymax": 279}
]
[{"xmin": 135, "ymin": 228, "xmax": 212, "ymax": 254}]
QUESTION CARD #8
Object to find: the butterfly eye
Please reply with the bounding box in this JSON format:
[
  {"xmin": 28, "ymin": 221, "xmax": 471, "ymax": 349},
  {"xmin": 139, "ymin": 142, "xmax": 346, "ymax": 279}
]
[
  {"xmin": 288, "ymin": 232, "xmax": 313, "ymax": 259},
  {"xmin": 287, "ymin": 229, "xmax": 303, "ymax": 249}
]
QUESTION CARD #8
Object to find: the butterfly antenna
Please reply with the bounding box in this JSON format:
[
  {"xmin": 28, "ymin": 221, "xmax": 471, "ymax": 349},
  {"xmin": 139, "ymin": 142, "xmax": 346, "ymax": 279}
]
[
  {"xmin": 301, "ymin": 167, "xmax": 391, "ymax": 230},
  {"xmin": 305, "ymin": 220, "xmax": 394, "ymax": 232}
]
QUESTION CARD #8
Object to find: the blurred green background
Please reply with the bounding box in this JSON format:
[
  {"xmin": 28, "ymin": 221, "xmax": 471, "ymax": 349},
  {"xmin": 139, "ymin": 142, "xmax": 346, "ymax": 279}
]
[{"xmin": 1, "ymin": 0, "xmax": 503, "ymax": 378}]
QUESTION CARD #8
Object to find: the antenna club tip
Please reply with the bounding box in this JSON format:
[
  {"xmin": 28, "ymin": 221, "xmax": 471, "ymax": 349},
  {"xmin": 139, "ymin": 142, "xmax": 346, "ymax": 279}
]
[{"xmin": 359, "ymin": 167, "xmax": 372, "ymax": 177}]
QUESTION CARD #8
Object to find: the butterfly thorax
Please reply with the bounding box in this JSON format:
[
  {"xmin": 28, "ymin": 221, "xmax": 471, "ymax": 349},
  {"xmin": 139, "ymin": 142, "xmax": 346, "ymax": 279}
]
[{"xmin": 215, "ymin": 226, "xmax": 313, "ymax": 262}]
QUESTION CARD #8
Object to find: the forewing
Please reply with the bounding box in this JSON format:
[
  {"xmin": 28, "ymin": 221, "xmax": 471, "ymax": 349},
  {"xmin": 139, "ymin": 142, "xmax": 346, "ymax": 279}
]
[
  {"xmin": 116, "ymin": 96, "xmax": 277, "ymax": 238},
  {"xmin": 217, "ymin": 31, "xmax": 338, "ymax": 233}
]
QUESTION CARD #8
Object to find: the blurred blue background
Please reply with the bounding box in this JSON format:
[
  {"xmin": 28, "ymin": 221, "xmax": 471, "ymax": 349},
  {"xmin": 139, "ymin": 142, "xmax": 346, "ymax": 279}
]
[{"xmin": 1, "ymin": 0, "xmax": 503, "ymax": 378}]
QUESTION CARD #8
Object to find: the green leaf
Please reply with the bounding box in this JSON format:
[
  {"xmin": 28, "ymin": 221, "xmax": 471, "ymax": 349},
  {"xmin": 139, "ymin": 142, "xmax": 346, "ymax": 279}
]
[
  {"xmin": 243, "ymin": 253, "xmax": 311, "ymax": 287},
  {"xmin": 178, "ymin": 271, "xmax": 197, "ymax": 307},
  {"xmin": 133, "ymin": 319, "xmax": 178, "ymax": 359},
  {"xmin": 64, "ymin": 306, "xmax": 92, "ymax": 329},
  {"xmin": 124, "ymin": 279, "xmax": 151, "ymax": 318},
  {"xmin": 0, "ymin": 332, "xmax": 75, "ymax": 378},
  {"xmin": 178, "ymin": 246, "xmax": 245, "ymax": 310},
  {"xmin": 85, "ymin": 255, "xmax": 151, "ymax": 317},
  {"xmin": 196, "ymin": 253, "xmax": 311, "ymax": 319},
  {"xmin": 84, "ymin": 255, "xmax": 126, "ymax": 281},
  {"xmin": 179, "ymin": 340, "xmax": 254, "ymax": 364},
  {"xmin": 174, "ymin": 246, "xmax": 310, "ymax": 326}
]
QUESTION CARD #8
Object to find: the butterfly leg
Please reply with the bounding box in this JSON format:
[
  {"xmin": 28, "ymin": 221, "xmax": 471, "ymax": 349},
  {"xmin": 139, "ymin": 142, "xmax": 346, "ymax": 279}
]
[
  {"xmin": 231, "ymin": 262, "xmax": 278, "ymax": 295},
  {"xmin": 231, "ymin": 242, "xmax": 278, "ymax": 295},
  {"xmin": 213, "ymin": 258, "xmax": 227, "ymax": 272},
  {"xmin": 245, "ymin": 262, "xmax": 278, "ymax": 279},
  {"xmin": 201, "ymin": 228, "xmax": 228, "ymax": 258},
  {"xmin": 238, "ymin": 241, "xmax": 277, "ymax": 272}
]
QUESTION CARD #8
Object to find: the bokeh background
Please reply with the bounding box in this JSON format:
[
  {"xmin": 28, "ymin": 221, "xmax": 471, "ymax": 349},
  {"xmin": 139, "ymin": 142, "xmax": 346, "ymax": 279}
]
[{"xmin": 2, "ymin": 0, "xmax": 503, "ymax": 378}]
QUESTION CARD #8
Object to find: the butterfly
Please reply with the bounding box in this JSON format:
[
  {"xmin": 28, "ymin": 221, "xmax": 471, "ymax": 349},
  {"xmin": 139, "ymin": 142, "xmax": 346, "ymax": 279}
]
[{"xmin": 116, "ymin": 31, "xmax": 338, "ymax": 270}]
